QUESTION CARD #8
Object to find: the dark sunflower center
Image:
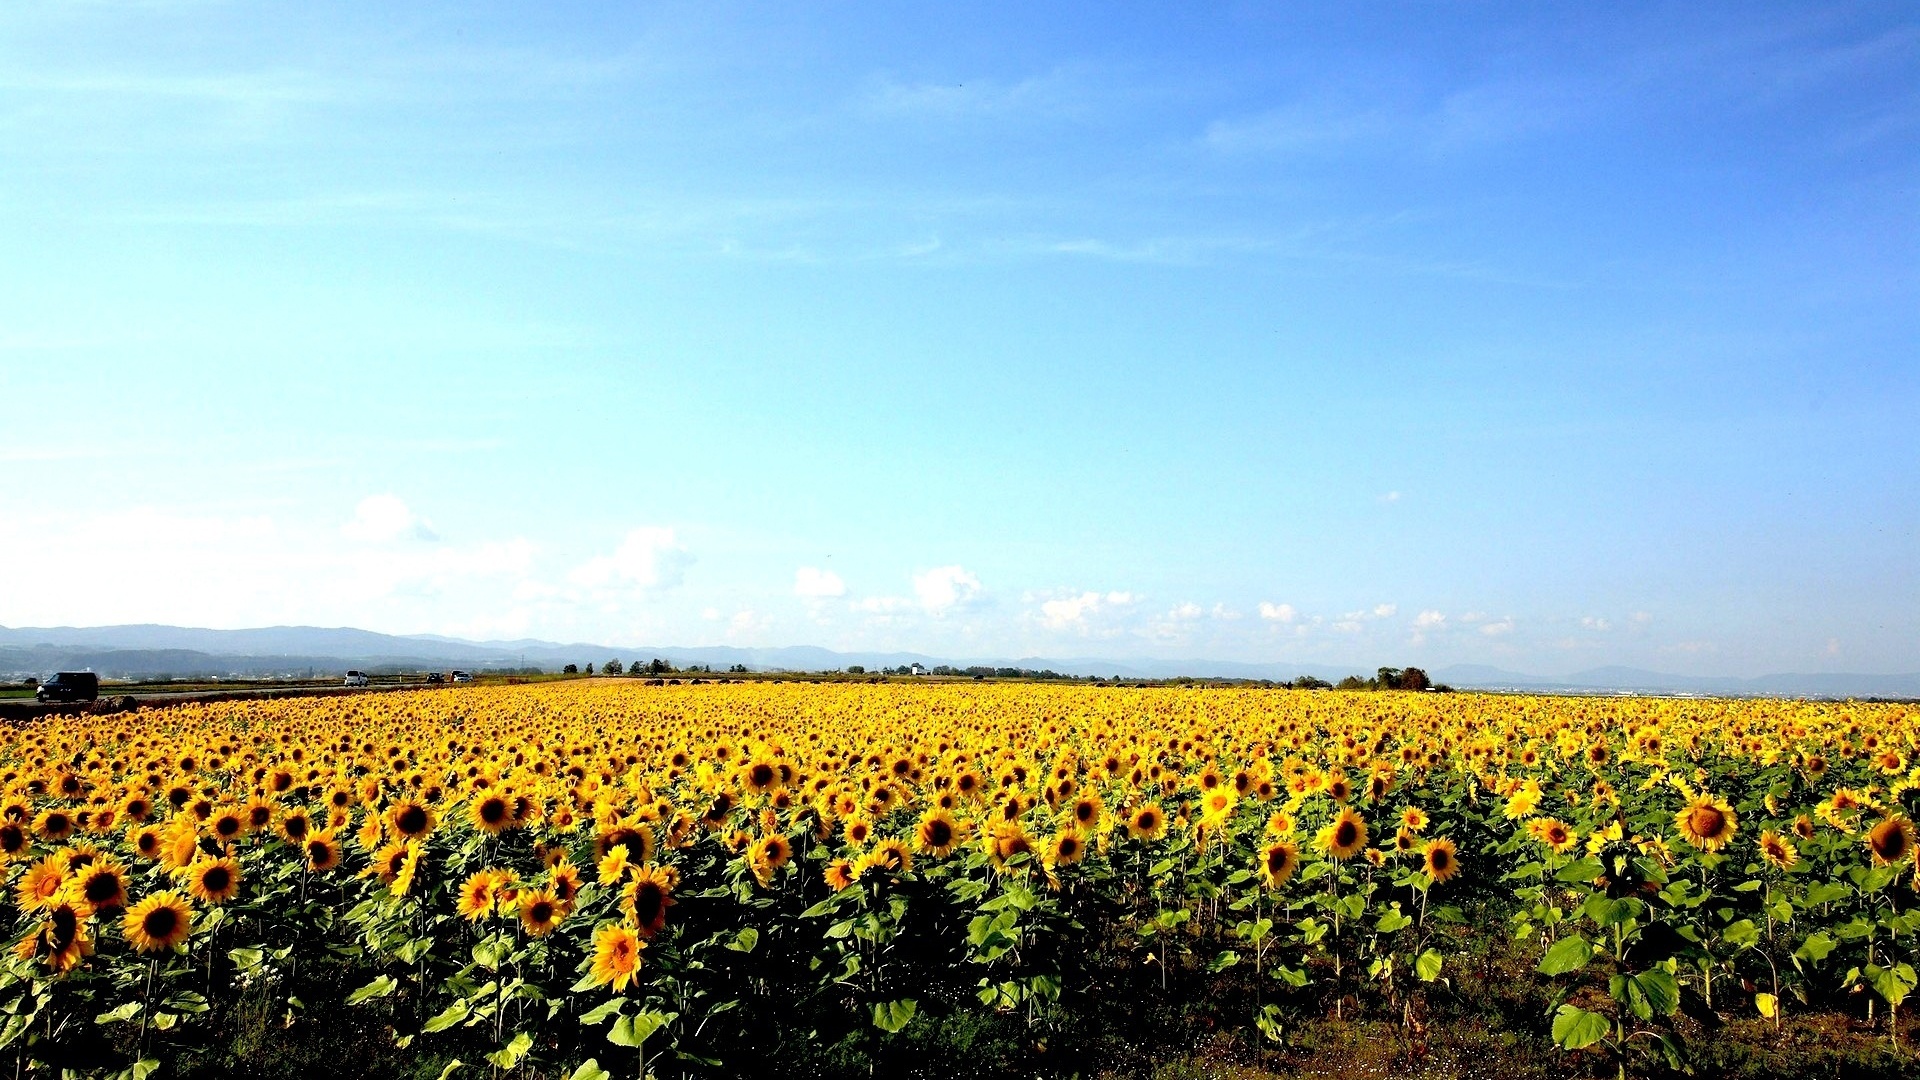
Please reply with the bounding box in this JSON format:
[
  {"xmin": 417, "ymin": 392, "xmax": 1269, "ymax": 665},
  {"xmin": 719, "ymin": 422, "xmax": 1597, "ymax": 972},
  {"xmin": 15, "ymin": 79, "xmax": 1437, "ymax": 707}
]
[
  {"xmin": 84, "ymin": 873, "xmax": 120, "ymax": 903},
  {"xmin": 481, "ymin": 799, "xmax": 509, "ymax": 825},
  {"xmin": 202, "ymin": 867, "xmax": 231, "ymax": 892},
  {"xmin": 396, "ymin": 806, "xmax": 428, "ymax": 834},
  {"xmin": 927, "ymin": 822, "xmax": 952, "ymax": 846},
  {"xmin": 144, "ymin": 907, "xmax": 180, "ymax": 938},
  {"xmin": 1335, "ymin": 822, "xmax": 1358, "ymax": 847}
]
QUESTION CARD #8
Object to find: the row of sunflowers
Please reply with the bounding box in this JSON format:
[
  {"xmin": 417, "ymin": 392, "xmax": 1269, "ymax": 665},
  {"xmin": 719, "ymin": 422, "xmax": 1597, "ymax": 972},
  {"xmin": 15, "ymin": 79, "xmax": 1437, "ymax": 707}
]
[{"xmin": 1, "ymin": 681, "xmax": 1916, "ymax": 1077}]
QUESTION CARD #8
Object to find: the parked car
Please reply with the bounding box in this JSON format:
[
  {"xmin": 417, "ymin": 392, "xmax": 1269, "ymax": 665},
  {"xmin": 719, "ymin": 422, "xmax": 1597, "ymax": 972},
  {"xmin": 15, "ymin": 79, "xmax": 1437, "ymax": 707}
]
[
  {"xmin": 344, "ymin": 671, "xmax": 369, "ymax": 688},
  {"xmin": 426, "ymin": 672, "xmax": 445, "ymax": 684},
  {"xmin": 36, "ymin": 672, "xmax": 99, "ymax": 703},
  {"xmin": 450, "ymin": 671, "xmax": 472, "ymax": 684}
]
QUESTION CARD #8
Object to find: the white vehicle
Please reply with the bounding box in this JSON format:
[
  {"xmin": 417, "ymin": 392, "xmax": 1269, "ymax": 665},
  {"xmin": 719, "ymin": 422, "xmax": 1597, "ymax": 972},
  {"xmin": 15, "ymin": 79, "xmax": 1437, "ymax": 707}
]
[
  {"xmin": 451, "ymin": 670, "xmax": 472, "ymax": 684},
  {"xmin": 344, "ymin": 670, "xmax": 369, "ymax": 688}
]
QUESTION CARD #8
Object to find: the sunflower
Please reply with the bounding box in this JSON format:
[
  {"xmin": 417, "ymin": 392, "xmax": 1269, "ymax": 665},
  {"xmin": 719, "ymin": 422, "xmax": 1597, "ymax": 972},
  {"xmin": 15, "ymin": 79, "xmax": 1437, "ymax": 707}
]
[
  {"xmin": 549, "ymin": 860, "xmax": 583, "ymax": 908},
  {"xmin": 1126, "ymin": 803, "xmax": 1167, "ymax": 842},
  {"xmin": 1527, "ymin": 818, "xmax": 1578, "ymax": 854},
  {"xmin": 1400, "ymin": 807, "xmax": 1429, "ymax": 833},
  {"xmin": 390, "ymin": 842, "xmax": 423, "ymax": 897},
  {"xmin": 588, "ymin": 922, "xmax": 645, "ymax": 992},
  {"xmin": 1068, "ymin": 794, "xmax": 1103, "ymax": 830},
  {"xmin": 457, "ymin": 868, "xmax": 511, "ymax": 921},
  {"xmin": 843, "ymin": 816, "xmax": 873, "ymax": 847},
  {"xmin": 1675, "ymin": 795, "xmax": 1738, "ymax": 852},
  {"xmin": 1792, "ymin": 814, "xmax": 1816, "ymax": 842},
  {"xmin": 1317, "ymin": 807, "xmax": 1368, "ymax": 860},
  {"xmin": 71, "ymin": 858, "xmax": 130, "ymax": 916},
  {"xmin": 304, "ymin": 833, "xmax": 342, "ymax": 873},
  {"xmin": 1265, "ymin": 810, "xmax": 1296, "ymax": 836},
  {"xmin": 1867, "ymin": 816, "xmax": 1915, "ymax": 867},
  {"xmin": 622, "ymin": 865, "xmax": 676, "ymax": 937},
  {"xmin": 915, "ymin": 809, "xmax": 964, "ymax": 857},
  {"xmin": 16, "ymin": 855, "xmax": 68, "ymax": 913},
  {"xmin": 1257, "ymin": 839, "xmax": 1299, "ymax": 889},
  {"xmin": 33, "ymin": 808, "xmax": 75, "ymax": 842},
  {"xmin": 207, "ymin": 805, "xmax": 246, "ymax": 845},
  {"xmin": 386, "ymin": 800, "xmax": 436, "ymax": 840},
  {"xmin": 986, "ymin": 822, "xmax": 1037, "ymax": 870},
  {"xmin": 1045, "ymin": 829, "xmax": 1086, "ymax": 867},
  {"xmin": 369, "ymin": 841, "xmax": 411, "ymax": 886},
  {"xmin": 518, "ymin": 889, "xmax": 564, "ymax": 937},
  {"xmin": 123, "ymin": 890, "xmax": 194, "ymax": 953},
  {"xmin": 277, "ymin": 809, "xmax": 313, "ymax": 845},
  {"xmin": 0, "ymin": 821, "xmax": 30, "ymax": 860},
  {"xmin": 1757, "ymin": 830, "xmax": 1798, "ymax": 871},
  {"xmin": 1423, "ymin": 838, "xmax": 1460, "ymax": 883},
  {"xmin": 871, "ymin": 837, "xmax": 913, "ymax": 873},
  {"xmin": 471, "ymin": 794, "xmax": 515, "ymax": 835},
  {"xmin": 823, "ymin": 857, "xmax": 859, "ymax": 891},
  {"xmin": 185, "ymin": 856, "xmax": 242, "ymax": 905},
  {"xmin": 18, "ymin": 900, "xmax": 90, "ymax": 974}
]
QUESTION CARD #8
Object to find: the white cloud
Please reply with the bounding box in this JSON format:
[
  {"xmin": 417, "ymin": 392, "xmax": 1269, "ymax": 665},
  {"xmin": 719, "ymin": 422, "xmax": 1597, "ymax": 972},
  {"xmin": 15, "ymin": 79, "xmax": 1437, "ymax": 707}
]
[
  {"xmin": 1212, "ymin": 603, "xmax": 1241, "ymax": 620},
  {"xmin": 1257, "ymin": 602, "xmax": 1297, "ymax": 623},
  {"xmin": 341, "ymin": 494, "xmax": 438, "ymax": 543},
  {"xmin": 1169, "ymin": 602, "xmax": 1203, "ymax": 620},
  {"xmin": 567, "ymin": 527, "xmax": 689, "ymax": 592},
  {"xmin": 1580, "ymin": 616, "xmax": 1611, "ymax": 631},
  {"xmin": 1373, "ymin": 603, "xmax": 1398, "ymax": 618},
  {"xmin": 1415, "ymin": 610, "xmax": 1446, "ymax": 628},
  {"xmin": 912, "ymin": 565, "xmax": 982, "ymax": 614},
  {"xmin": 1479, "ymin": 617, "xmax": 1515, "ymax": 637},
  {"xmin": 1036, "ymin": 589, "xmax": 1137, "ymax": 630},
  {"xmin": 793, "ymin": 566, "xmax": 846, "ymax": 599},
  {"xmin": 1379, "ymin": 491, "xmax": 1402, "ymax": 504}
]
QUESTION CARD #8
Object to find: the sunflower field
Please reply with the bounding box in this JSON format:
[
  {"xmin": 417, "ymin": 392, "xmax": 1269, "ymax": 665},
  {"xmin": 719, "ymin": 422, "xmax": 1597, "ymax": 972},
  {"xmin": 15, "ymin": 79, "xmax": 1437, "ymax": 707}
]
[{"xmin": 2, "ymin": 681, "xmax": 1917, "ymax": 1079}]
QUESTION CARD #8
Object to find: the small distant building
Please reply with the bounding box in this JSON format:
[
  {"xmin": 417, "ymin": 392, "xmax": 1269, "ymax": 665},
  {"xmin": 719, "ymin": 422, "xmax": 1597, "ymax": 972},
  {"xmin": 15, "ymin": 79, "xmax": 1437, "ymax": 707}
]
[{"xmin": 909, "ymin": 663, "xmax": 927, "ymax": 676}]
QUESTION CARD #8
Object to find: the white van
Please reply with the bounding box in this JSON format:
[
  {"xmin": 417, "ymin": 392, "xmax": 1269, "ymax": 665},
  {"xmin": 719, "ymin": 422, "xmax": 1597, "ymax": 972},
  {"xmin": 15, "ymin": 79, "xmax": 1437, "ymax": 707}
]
[{"xmin": 344, "ymin": 670, "xmax": 369, "ymax": 688}]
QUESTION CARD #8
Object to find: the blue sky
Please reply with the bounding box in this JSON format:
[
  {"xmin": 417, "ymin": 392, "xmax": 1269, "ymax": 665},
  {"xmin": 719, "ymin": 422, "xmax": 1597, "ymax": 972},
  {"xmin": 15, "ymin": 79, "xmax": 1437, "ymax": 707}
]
[{"xmin": 1, "ymin": 2, "xmax": 1914, "ymax": 674}]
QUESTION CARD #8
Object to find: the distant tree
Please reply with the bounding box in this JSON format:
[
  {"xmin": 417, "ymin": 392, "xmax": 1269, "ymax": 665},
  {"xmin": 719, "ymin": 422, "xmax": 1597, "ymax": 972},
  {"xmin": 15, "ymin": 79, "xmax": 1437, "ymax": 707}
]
[
  {"xmin": 649, "ymin": 658, "xmax": 670, "ymax": 675},
  {"xmin": 729, "ymin": 664, "xmax": 748, "ymax": 674},
  {"xmin": 1336, "ymin": 675, "xmax": 1367, "ymax": 690},
  {"xmin": 1377, "ymin": 667, "xmax": 1403, "ymax": 690},
  {"xmin": 585, "ymin": 663, "xmax": 595, "ymax": 675},
  {"xmin": 1399, "ymin": 667, "xmax": 1431, "ymax": 691},
  {"xmin": 605, "ymin": 659, "xmax": 624, "ymax": 675},
  {"xmin": 562, "ymin": 664, "xmax": 578, "ymax": 675},
  {"xmin": 847, "ymin": 665, "xmax": 866, "ymax": 674}
]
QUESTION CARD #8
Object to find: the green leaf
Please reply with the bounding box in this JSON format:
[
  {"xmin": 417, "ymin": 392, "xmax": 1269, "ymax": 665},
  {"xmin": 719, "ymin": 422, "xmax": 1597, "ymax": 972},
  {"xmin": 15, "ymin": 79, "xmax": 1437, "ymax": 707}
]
[
  {"xmin": 1794, "ymin": 932, "xmax": 1836, "ymax": 963},
  {"xmin": 1630, "ymin": 969, "xmax": 1680, "ymax": 1019},
  {"xmin": 485, "ymin": 1032, "xmax": 533, "ymax": 1070},
  {"xmin": 1415, "ymin": 949, "xmax": 1444, "ymax": 982},
  {"xmin": 578, "ymin": 999, "xmax": 624, "ymax": 1025},
  {"xmin": 1273, "ymin": 965, "xmax": 1309, "ymax": 988},
  {"xmin": 96, "ymin": 1002, "xmax": 143, "ymax": 1024},
  {"xmin": 0, "ymin": 1015, "xmax": 32, "ymax": 1050},
  {"xmin": 1538, "ymin": 935, "xmax": 1593, "ymax": 976},
  {"xmin": 345, "ymin": 975, "xmax": 399, "ymax": 1005},
  {"xmin": 726, "ymin": 927, "xmax": 759, "ymax": 953},
  {"xmin": 1555, "ymin": 858, "xmax": 1605, "ymax": 883},
  {"xmin": 871, "ymin": 998, "xmax": 918, "ymax": 1034},
  {"xmin": 1551, "ymin": 1004, "xmax": 1611, "ymax": 1050},
  {"xmin": 1722, "ymin": 919, "xmax": 1761, "ymax": 948},
  {"xmin": 433, "ymin": 1061, "xmax": 465, "ymax": 1080},
  {"xmin": 227, "ymin": 947, "xmax": 265, "ymax": 972},
  {"xmin": 1205, "ymin": 950, "xmax": 1240, "ymax": 973},
  {"xmin": 1865, "ymin": 963, "xmax": 1918, "ymax": 1008},
  {"xmin": 1375, "ymin": 908, "xmax": 1413, "ymax": 934},
  {"xmin": 130, "ymin": 1059, "xmax": 161, "ymax": 1080},
  {"xmin": 421, "ymin": 1002, "xmax": 471, "ymax": 1034},
  {"xmin": 569, "ymin": 1060, "xmax": 613, "ymax": 1080},
  {"xmin": 607, "ymin": 1010, "xmax": 671, "ymax": 1048}
]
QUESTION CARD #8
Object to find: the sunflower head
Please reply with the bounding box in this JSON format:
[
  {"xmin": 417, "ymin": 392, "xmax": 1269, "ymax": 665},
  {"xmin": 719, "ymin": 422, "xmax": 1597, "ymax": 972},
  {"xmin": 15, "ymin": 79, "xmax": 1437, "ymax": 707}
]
[
  {"xmin": 1868, "ymin": 816, "xmax": 1915, "ymax": 867},
  {"xmin": 1423, "ymin": 838, "xmax": 1460, "ymax": 884},
  {"xmin": 1675, "ymin": 796, "xmax": 1737, "ymax": 852},
  {"xmin": 123, "ymin": 891, "xmax": 194, "ymax": 953}
]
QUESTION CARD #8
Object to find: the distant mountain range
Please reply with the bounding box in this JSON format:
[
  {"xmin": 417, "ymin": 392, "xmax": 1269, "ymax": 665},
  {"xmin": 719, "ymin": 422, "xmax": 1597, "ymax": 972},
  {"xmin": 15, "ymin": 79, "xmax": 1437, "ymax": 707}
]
[{"xmin": 0, "ymin": 624, "xmax": 1914, "ymax": 699}]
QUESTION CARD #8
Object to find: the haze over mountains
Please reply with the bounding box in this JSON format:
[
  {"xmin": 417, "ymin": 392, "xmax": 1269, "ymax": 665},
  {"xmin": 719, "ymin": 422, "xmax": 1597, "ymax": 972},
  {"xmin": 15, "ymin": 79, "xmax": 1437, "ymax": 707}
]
[{"xmin": 1, "ymin": 624, "xmax": 1914, "ymax": 699}]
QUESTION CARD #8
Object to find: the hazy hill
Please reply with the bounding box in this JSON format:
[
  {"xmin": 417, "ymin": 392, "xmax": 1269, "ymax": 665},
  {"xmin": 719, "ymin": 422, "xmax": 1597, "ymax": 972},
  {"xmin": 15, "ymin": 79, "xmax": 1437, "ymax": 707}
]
[{"xmin": 0, "ymin": 624, "xmax": 1912, "ymax": 698}]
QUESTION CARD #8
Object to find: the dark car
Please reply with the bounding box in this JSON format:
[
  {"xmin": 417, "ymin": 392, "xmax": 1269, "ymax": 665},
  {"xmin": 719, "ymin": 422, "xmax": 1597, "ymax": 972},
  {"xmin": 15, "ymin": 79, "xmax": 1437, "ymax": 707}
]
[
  {"xmin": 426, "ymin": 672, "xmax": 445, "ymax": 684},
  {"xmin": 36, "ymin": 672, "xmax": 99, "ymax": 703}
]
